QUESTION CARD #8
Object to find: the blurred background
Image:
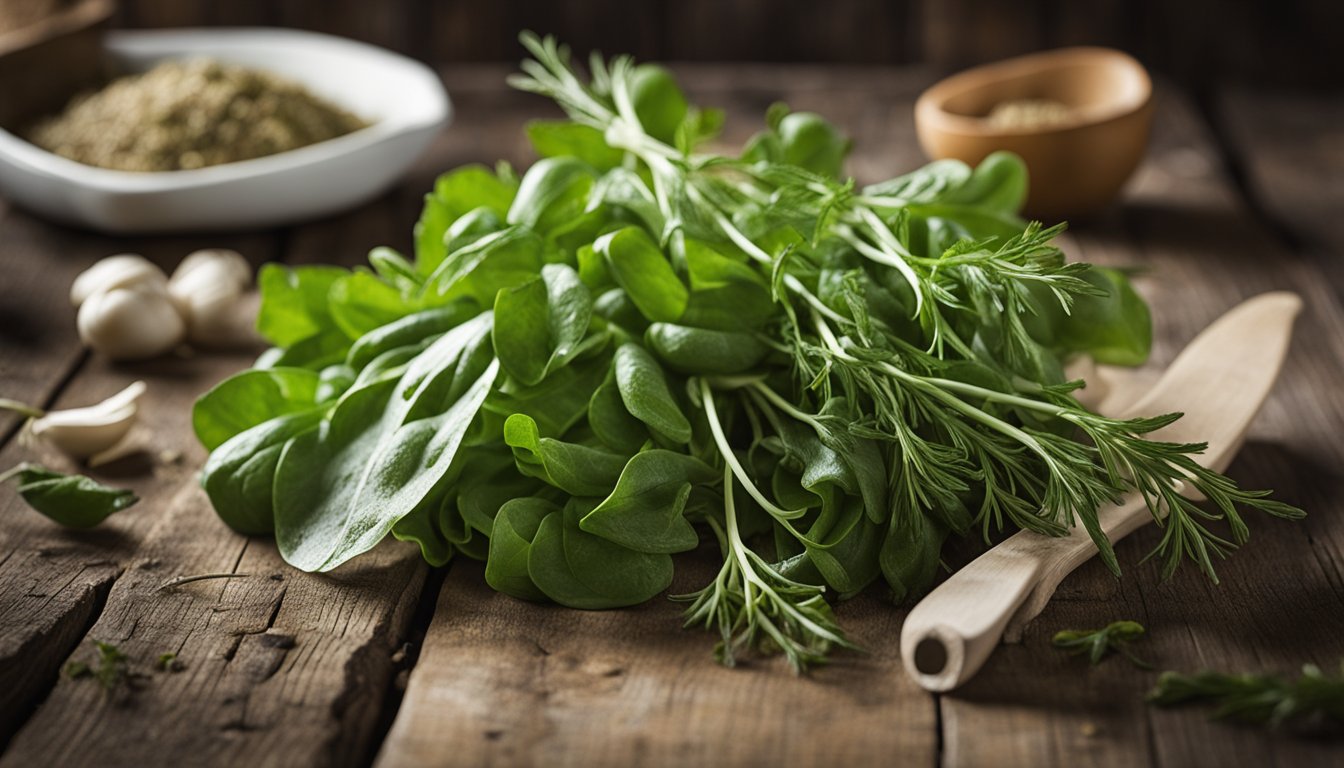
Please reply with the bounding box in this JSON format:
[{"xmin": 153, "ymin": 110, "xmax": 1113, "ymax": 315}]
[{"xmin": 3, "ymin": 0, "xmax": 1328, "ymax": 93}]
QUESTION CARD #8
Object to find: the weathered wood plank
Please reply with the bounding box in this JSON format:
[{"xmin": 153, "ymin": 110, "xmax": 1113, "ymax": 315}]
[
  {"xmin": 376, "ymin": 559, "xmax": 937, "ymax": 768},
  {"xmin": 0, "ymin": 229, "xmax": 274, "ymax": 742},
  {"xmin": 941, "ymin": 88, "xmax": 1344, "ymax": 767},
  {"xmin": 1216, "ymin": 87, "xmax": 1344, "ymax": 291},
  {"xmin": 0, "ymin": 205, "xmax": 435, "ymax": 766},
  {"xmin": 0, "ymin": 205, "xmax": 94, "ymax": 440}
]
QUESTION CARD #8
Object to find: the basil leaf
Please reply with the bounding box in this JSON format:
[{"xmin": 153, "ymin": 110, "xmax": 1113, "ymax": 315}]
[{"xmin": 4, "ymin": 464, "xmax": 136, "ymax": 528}]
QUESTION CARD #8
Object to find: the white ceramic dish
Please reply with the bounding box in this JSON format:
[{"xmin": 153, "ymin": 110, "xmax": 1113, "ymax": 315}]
[{"xmin": 0, "ymin": 27, "xmax": 450, "ymax": 233}]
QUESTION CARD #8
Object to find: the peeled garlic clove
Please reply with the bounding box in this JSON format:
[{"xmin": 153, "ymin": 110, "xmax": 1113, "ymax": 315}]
[
  {"xmin": 77, "ymin": 282, "xmax": 186, "ymax": 360},
  {"xmin": 168, "ymin": 249, "xmax": 251, "ymax": 317},
  {"xmin": 29, "ymin": 381, "xmax": 146, "ymax": 460},
  {"xmin": 70, "ymin": 254, "xmax": 168, "ymax": 308},
  {"xmin": 186, "ymin": 286, "xmax": 262, "ymax": 347}
]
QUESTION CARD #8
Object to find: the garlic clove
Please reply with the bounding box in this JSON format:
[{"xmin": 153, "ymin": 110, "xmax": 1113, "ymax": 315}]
[
  {"xmin": 77, "ymin": 282, "xmax": 186, "ymax": 360},
  {"xmin": 168, "ymin": 249, "xmax": 251, "ymax": 318},
  {"xmin": 29, "ymin": 381, "xmax": 146, "ymax": 460},
  {"xmin": 186, "ymin": 286, "xmax": 262, "ymax": 347},
  {"xmin": 70, "ymin": 254, "xmax": 168, "ymax": 308}
]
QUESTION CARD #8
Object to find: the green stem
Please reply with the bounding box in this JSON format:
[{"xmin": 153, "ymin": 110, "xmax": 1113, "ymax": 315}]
[{"xmin": 697, "ymin": 378, "xmax": 807, "ymax": 521}]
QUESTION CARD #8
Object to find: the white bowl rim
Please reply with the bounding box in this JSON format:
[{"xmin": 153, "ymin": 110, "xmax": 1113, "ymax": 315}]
[{"xmin": 0, "ymin": 27, "xmax": 450, "ymax": 193}]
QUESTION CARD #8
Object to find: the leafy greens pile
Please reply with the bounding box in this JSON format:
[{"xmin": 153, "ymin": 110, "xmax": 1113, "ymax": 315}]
[{"xmin": 193, "ymin": 35, "xmax": 1300, "ymax": 670}]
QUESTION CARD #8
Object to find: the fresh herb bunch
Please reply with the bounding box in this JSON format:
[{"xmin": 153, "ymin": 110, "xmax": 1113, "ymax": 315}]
[
  {"xmin": 192, "ymin": 34, "xmax": 1300, "ymax": 671},
  {"xmin": 1053, "ymin": 620, "xmax": 1151, "ymax": 668},
  {"xmin": 1149, "ymin": 663, "xmax": 1344, "ymax": 731}
]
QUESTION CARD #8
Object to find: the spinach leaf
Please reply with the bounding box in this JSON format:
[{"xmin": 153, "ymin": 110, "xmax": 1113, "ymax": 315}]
[
  {"xmin": 329, "ymin": 271, "xmax": 410, "ymax": 340},
  {"xmin": 493, "ymin": 264, "xmax": 593, "ymax": 386},
  {"xmin": 255, "ymin": 264, "xmax": 348, "ymax": 347},
  {"xmin": 415, "ymin": 165, "xmax": 518, "ymax": 275},
  {"xmin": 581, "ymin": 450, "xmax": 714, "ymax": 553},
  {"xmin": 507, "ymin": 156, "xmax": 597, "ymax": 234},
  {"xmin": 202, "ymin": 409, "xmax": 326, "ymax": 535},
  {"xmin": 527, "ymin": 499, "xmax": 674, "ymax": 608},
  {"xmin": 485, "ymin": 497, "xmax": 555, "ymax": 601},
  {"xmin": 2, "ymin": 464, "xmax": 137, "ymax": 528},
  {"xmin": 645, "ymin": 324, "xmax": 769, "ymax": 375},
  {"xmin": 426, "ymin": 227, "xmax": 545, "ymax": 308},
  {"xmin": 613, "ymin": 343, "xmax": 692, "ymax": 444},
  {"xmin": 595, "ymin": 226, "xmax": 688, "ymax": 323},
  {"xmin": 503, "ymin": 413, "xmax": 626, "ymax": 496},
  {"xmin": 526, "ymin": 120, "xmax": 625, "ymax": 170},
  {"xmin": 274, "ymin": 316, "xmax": 499, "ymax": 571},
  {"xmin": 587, "ymin": 371, "xmax": 648, "ymax": 454},
  {"xmin": 193, "ymin": 367, "xmax": 321, "ymax": 450}
]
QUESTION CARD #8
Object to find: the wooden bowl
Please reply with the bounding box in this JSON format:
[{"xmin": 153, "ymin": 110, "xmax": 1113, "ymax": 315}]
[{"xmin": 914, "ymin": 47, "xmax": 1153, "ymax": 221}]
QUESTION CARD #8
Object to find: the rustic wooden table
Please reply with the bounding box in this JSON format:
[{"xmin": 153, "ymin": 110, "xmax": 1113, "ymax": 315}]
[{"xmin": 1, "ymin": 65, "xmax": 1341, "ymax": 768}]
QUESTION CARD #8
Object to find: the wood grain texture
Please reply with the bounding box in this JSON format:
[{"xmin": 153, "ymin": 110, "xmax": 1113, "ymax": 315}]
[
  {"xmin": 376, "ymin": 559, "xmax": 936, "ymax": 768},
  {"xmin": 0, "ymin": 228, "xmax": 274, "ymax": 740},
  {"xmin": 940, "ymin": 88, "xmax": 1344, "ymax": 768},
  {"xmin": 1216, "ymin": 87, "xmax": 1344, "ymax": 290}
]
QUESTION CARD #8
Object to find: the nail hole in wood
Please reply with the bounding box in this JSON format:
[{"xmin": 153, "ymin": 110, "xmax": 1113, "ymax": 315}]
[{"xmin": 914, "ymin": 637, "xmax": 948, "ymax": 675}]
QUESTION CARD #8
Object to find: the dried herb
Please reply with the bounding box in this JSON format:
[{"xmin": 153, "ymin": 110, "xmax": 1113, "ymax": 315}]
[{"xmin": 27, "ymin": 59, "xmax": 367, "ymax": 172}]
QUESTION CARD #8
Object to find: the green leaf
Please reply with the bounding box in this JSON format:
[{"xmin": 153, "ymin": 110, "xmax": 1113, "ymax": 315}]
[
  {"xmin": 678, "ymin": 238, "xmax": 776, "ymax": 330},
  {"xmin": 274, "ymin": 315, "xmax": 499, "ymax": 571},
  {"xmin": 506, "ymin": 156, "xmax": 597, "ymax": 235},
  {"xmin": 581, "ymin": 450, "xmax": 714, "ymax": 553},
  {"xmin": 1027, "ymin": 266, "xmax": 1152, "ymax": 366},
  {"xmin": 485, "ymin": 497, "xmax": 555, "ymax": 600},
  {"xmin": 630, "ymin": 64, "xmax": 688, "ymax": 145},
  {"xmin": 594, "ymin": 226, "xmax": 688, "ymax": 323},
  {"xmin": 526, "ymin": 120, "xmax": 625, "ymax": 170},
  {"xmin": 443, "ymin": 206, "xmax": 505, "ymax": 257},
  {"xmin": 492, "ymin": 264, "xmax": 593, "ymax": 386},
  {"xmin": 776, "ymin": 112, "xmax": 850, "ymax": 179},
  {"xmin": 193, "ymin": 368, "xmax": 321, "ymax": 450},
  {"xmin": 415, "ymin": 165, "xmax": 518, "ymax": 276},
  {"xmin": 202, "ymin": 409, "xmax": 326, "ymax": 535},
  {"xmin": 256, "ymin": 264, "xmax": 348, "ymax": 347},
  {"xmin": 3, "ymin": 464, "xmax": 137, "ymax": 528},
  {"xmin": 486, "ymin": 354, "xmax": 611, "ymax": 438},
  {"xmin": 613, "ymin": 343, "xmax": 692, "ymax": 444},
  {"xmin": 502, "ymin": 413, "xmax": 627, "ymax": 496},
  {"xmin": 329, "ymin": 271, "xmax": 411, "ymax": 341},
  {"xmin": 426, "ymin": 226, "xmax": 545, "ymax": 309},
  {"xmin": 258, "ymin": 329, "xmax": 352, "ymax": 371},
  {"xmin": 645, "ymin": 324, "xmax": 769, "ymax": 375},
  {"xmin": 587, "ymin": 371, "xmax": 647, "ymax": 454},
  {"xmin": 345, "ymin": 304, "xmax": 477, "ymax": 372},
  {"xmin": 527, "ymin": 500, "xmax": 674, "ymax": 608}
]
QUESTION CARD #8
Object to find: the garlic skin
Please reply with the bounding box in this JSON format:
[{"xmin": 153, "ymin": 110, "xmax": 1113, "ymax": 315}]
[
  {"xmin": 167, "ymin": 249, "xmax": 256, "ymax": 345},
  {"xmin": 77, "ymin": 282, "xmax": 186, "ymax": 360},
  {"xmin": 29, "ymin": 381, "xmax": 146, "ymax": 460},
  {"xmin": 70, "ymin": 254, "xmax": 167, "ymax": 308}
]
